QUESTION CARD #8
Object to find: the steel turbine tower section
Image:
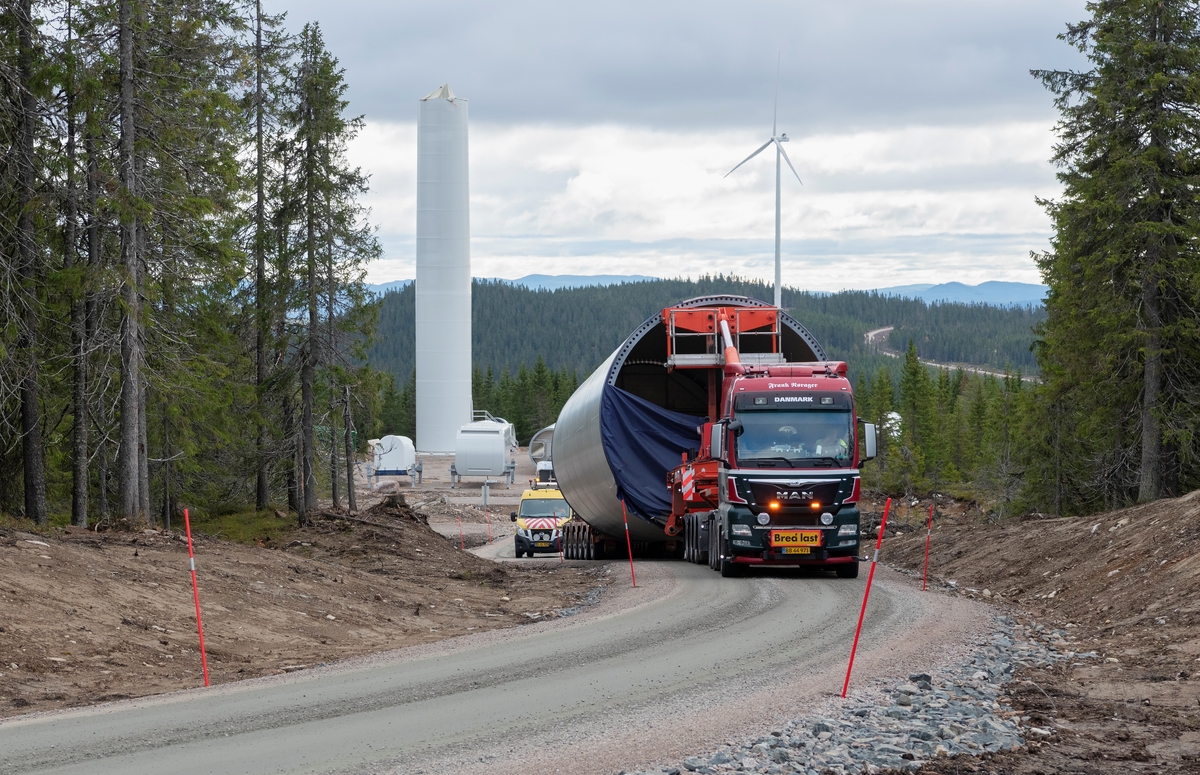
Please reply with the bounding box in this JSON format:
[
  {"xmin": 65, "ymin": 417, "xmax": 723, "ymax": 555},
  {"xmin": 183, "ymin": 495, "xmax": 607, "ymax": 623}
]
[{"xmin": 416, "ymin": 84, "xmax": 471, "ymax": 452}]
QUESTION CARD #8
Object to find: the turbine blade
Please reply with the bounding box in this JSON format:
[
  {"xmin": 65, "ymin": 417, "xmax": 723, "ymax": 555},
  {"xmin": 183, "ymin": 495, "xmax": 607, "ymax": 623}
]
[
  {"xmin": 773, "ymin": 53, "xmax": 780, "ymax": 136},
  {"xmin": 724, "ymin": 139, "xmax": 774, "ymax": 178},
  {"xmin": 775, "ymin": 139, "xmax": 803, "ymax": 185}
]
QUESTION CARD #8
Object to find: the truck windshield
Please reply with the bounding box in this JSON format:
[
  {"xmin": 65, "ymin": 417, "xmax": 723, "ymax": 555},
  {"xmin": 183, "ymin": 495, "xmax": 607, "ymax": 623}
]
[
  {"xmin": 735, "ymin": 410, "xmax": 853, "ymax": 467},
  {"xmin": 520, "ymin": 499, "xmax": 570, "ymax": 518}
]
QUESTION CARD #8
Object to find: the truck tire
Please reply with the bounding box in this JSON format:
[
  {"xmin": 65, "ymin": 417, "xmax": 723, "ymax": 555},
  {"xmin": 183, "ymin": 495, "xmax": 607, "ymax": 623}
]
[
  {"xmin": 718, "ymin": 532, "xmax": 744, "ymax": 577},
  {"xmin": 835, "ymin": 561, "xmax": 860, "ymax": 579},
  {"xmin": 697, "ymin": 513, "xmax": 709, "ymax": 566},
  {"xmin": 708, "ymin": 515, "xmax": 719, "ymax": 571},
  {"xmin": 683, "ymin": 514, "xmax": 693, "ymax": 563}
]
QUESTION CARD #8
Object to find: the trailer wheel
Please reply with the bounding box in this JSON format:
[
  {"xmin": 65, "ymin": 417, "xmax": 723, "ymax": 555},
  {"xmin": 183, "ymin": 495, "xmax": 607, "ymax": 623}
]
[
  {"xmin": 835, "ymin": 561, "xmax": 860, "ymax": 579},
  {"xmin": 697, "ymin": 513, "xmax": 709, "ymax": 566}
]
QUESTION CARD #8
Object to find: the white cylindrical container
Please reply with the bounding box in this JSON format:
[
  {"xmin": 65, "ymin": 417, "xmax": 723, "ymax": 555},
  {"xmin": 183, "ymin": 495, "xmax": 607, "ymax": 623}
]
[{"xmin": 415, "ymin": 84, "xmax": 472, "ymax": 452}]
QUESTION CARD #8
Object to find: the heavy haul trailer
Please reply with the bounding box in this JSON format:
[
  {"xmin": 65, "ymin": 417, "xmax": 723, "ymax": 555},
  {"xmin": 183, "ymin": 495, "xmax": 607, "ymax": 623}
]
[{"xmin": 554, "ymin": 295, "xmax": 878, "ymax": 576}]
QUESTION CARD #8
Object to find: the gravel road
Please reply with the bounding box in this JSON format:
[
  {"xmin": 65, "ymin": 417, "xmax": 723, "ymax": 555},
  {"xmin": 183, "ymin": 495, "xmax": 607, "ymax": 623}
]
[{"xmin": 0, "ymin": 561, "xmax": 988, "ymax": 775}]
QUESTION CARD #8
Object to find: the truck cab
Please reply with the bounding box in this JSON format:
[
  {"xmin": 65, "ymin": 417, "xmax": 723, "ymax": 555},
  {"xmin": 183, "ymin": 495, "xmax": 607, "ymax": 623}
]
[
  {"xmin": 510, "ymin": 486, "xmax": 572, "ymax": 557},
  {"xmin": 708, "ymin": 364, "xmax": 873, "ymax": 576}
]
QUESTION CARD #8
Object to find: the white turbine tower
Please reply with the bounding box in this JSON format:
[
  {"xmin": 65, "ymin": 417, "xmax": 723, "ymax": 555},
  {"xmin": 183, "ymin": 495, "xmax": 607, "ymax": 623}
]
[{"xmin": 724, "ymin": 80, "xmax": 802, "ymax": 309}]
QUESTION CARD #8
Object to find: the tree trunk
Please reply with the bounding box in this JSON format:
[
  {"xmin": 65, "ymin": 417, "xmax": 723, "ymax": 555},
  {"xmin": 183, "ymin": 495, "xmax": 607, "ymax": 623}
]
[
  {"xmin": 86, "ymin": 117, "xmax": 104, "ymax": 522},
  {"xmin": 1139, "ymin": 277, "xmax": 1162, "ymax": 502},
  {"xmin": 254, "ymin": 0, "xmax": 270, "ymax": 511},
  {"xmin": 327, "ymin": 230, "xmax": 339, "ymax": 511},
  {"xmin": 117, "ymin": 0, "xmax": 142, "ymax": 520},
  {"xmin": 66, "ymin": 0, "xmax": 89, "ymax": 527},
  {"xmin": 343, "ymin": 385, "xmax": 356, "ymax": 513},
  {"xmin": 17, "ymin": 0, "xmax": 47, "ymax": 525},
  {"xmin": 301, "ymin": 115, "xmax": 318, "ymax": 520},
  {"xmin": 139, "ymin": 381, "xmax": 152, "ymax": 522}
]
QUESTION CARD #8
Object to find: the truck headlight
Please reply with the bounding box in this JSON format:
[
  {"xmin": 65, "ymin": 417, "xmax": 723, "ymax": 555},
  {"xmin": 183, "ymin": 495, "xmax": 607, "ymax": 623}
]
[
  {"xmin": 820, "ymin": 512, "xmax": 834, "ymax": 525},
  {"xmin": 756, "ymin": 513, "xmax": 770, "ymax": 526},
  {"xmin": 838, "ymin": 524, "xmax": 858, "ymax": 536},
  {"xmin": 731, "ymin": 524, "xmax": 752, "ymax": 536}
]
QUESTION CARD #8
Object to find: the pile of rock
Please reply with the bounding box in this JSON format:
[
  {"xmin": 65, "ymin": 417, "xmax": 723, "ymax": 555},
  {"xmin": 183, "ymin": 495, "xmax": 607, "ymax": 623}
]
[{"xmin": 622, "ymin": 615, "xmax": 1093, "ymax": 775}]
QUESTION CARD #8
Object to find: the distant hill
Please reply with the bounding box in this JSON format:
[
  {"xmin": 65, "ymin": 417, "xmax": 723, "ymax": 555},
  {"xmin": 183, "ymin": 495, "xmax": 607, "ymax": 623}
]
[
  {"xmin": 509, "ymin": 274, "xmax": 656, "ymax": 290},
  {"xmin": 366, "ymin": 279, "xmax": 412, "ymax": 295},
  {"xmin": 367, "ymin": 277, "xmax": 1044, "ymax": 387},
  {"xmin": 367, "ymin": 274, "xmax": 655, "ymax": 296},
  {"xmin": 874, "ymin": 281, "xmax": 1047, "ymax": 307},
  {"xmin": 369, "ymin": 275, "xmax": 1047, "ymax": 307}
]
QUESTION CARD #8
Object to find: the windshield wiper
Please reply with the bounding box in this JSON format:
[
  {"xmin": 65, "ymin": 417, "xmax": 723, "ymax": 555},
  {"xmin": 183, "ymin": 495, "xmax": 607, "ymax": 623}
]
[
  {"xmin": 741, "ymin": 457, "xmax": 794, "ymax": 467},
  {"xmin": 787, "ymin": 458, "xmax": 844, "ymax": 470}
]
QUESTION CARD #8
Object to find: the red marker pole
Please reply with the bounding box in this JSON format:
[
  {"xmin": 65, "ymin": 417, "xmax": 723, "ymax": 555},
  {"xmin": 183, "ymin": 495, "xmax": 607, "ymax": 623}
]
[
  {"xmin": 921, "ymin": 503, "xmax": 934, "ymax": 591},
  {"xmin": 183, "ymin": 509, "xmax": 210, "ymax": 687},
  {"xmin": 841, "ymin": 497, "xmax": 891, "ymax": 698},
  {"xmin": 620, "ymin": 499, "xmax": 637, "ymax": 588}
]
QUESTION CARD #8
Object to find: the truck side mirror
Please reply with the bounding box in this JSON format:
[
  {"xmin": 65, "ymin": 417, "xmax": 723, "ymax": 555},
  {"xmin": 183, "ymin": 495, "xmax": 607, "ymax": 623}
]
[
  {"xmin": 510, "ymin": 512, "xmax": 518, "ymax": 522},
  {"xmin": 728, "ymin": 419, "xmax": 744, "ymax": 436},
  {"xmin": 862, "ymin": 423, "xmax": 877, "ymax": 462}
]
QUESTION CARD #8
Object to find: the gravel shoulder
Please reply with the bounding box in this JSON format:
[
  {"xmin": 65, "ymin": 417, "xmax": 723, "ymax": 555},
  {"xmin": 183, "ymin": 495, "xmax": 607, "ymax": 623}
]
[{"xmin": 876, "ymin": 490, "xmax": 1200, "ymax": 774}]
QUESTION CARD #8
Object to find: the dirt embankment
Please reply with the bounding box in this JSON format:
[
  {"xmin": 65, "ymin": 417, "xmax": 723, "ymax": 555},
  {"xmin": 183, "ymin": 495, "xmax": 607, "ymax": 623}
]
[
  {"xmin": 874, "ymin": 491, "xmax": 1200, "ymax": 773},
  {"xmin": 0, "ymin": 498, "xmax": 608, "ymax": 719}
]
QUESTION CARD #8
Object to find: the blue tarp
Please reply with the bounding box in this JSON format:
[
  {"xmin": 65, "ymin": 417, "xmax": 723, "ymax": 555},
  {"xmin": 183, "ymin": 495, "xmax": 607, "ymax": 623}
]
[{"xmin": 600, "ymin": 384, "xmax": 704, "ymax": 523}]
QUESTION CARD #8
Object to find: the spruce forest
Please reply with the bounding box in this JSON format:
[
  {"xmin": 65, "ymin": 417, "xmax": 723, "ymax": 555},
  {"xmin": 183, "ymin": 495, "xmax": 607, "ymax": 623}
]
[
  {"xmin": 0, "ymin": 2, "xmax": 382, "ymax": 526},
  {"xmin": 4, "ymin": 0, "xmax": 1199, "ymax": 527}
]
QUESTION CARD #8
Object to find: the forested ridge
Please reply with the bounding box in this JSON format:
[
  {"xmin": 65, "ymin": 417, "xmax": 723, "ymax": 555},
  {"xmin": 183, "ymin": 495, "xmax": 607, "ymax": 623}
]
[{"xmin": 369, "ymin": 276, "xmax": 1044, "ymax": 383}]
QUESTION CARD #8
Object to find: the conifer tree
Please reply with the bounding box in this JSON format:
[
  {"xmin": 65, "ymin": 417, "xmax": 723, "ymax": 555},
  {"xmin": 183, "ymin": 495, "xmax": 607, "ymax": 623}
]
[{"xmin": 1034, "ymin": 0, "xmax": 1200, "ymax": 505}]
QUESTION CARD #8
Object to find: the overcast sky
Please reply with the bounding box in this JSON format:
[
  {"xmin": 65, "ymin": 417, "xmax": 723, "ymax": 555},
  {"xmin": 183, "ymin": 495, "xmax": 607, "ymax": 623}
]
[{"xmin": 275, "ymin": 0, "xmax": 1089, "ymax": 289}]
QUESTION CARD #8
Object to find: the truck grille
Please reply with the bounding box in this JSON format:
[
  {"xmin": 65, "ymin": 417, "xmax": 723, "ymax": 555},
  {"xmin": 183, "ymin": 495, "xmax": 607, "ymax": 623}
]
[{"xmin": 744, "ymin": 479, "xmax": 842, "ymax": 509}]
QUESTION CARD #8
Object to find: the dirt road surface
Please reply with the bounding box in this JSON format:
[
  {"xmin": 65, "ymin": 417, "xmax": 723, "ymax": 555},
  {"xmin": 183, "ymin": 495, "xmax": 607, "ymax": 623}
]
[{"xmin": 0, "ymin": 560, "xmax": 989, "ymax": 775}]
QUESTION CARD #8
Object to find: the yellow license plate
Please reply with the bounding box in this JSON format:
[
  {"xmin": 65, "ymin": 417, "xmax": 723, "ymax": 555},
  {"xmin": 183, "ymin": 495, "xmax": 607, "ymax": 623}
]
[
  {"xmin": 782, "ymin": 547, "xmax": 811, "ymax": 555},
  {"xmin": 769, "ymin": 530, "xmax": 822, "ymax": 548},
  {"xmin": 535, "ymin": 542, "xmax": 551, "ymax": 547}
]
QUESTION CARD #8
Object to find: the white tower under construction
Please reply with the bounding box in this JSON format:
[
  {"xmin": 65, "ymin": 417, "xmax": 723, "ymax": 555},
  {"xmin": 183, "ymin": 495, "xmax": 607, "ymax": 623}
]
[{"xmin": 415, "ymin": 84, "xmax": 471, "ymax": 452}]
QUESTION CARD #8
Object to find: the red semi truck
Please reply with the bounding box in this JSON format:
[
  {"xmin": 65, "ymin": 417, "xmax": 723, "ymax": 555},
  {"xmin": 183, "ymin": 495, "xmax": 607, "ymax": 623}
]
[{"xmin": 554, "ymin": 296, "xmax": 878, "ymax": 577}]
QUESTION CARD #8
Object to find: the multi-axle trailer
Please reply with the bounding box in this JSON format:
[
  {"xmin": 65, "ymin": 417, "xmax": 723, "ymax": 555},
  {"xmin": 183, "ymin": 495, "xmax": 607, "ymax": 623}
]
[{"xmin": 554, "ymin": 295, "xmax": 877, "ymax": 577}]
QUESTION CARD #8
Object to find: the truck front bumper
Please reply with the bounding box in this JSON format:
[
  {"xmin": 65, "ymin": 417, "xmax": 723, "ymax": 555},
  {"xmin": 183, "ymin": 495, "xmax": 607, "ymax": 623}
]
[
  {"xmin": 515, "ymin": 535, "xmax": 561, "ymax": 554},
  {"xmin": 729, "ymin": 543, "xmax": 860, "ymax": 566}
]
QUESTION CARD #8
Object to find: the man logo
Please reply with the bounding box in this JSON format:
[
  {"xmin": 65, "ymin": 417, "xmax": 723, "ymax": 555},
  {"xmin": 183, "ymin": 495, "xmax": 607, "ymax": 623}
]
[{"xmin": 777, "ymin": 490, "xmax": 814, "ymax": 501}]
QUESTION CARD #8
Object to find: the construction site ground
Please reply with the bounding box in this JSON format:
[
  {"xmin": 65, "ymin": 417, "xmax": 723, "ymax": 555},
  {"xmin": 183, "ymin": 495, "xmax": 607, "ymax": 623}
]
[
  {"xmin": 866, "ymin": 491, "xmax": 1200, "ymax": 774},
  {"xmin": 0, "ymin": 450, "xmax": 608, "ymax": 720}
]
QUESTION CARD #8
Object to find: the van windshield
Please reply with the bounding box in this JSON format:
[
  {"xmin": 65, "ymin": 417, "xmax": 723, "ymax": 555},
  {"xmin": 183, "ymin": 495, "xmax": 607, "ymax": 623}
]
[
  {"xmin": 520, "ymin": 499, "xmax": 570, "ymax": 518},
  {"xmin": 735, "ymin": 410, "xmax": 852, "ymax": 467}
]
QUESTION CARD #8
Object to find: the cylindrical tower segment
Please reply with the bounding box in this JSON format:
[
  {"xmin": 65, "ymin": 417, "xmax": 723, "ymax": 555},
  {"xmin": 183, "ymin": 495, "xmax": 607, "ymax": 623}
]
[{"xmin": 415, "ymin": 84, "xmax": 471, "ymax": 452}]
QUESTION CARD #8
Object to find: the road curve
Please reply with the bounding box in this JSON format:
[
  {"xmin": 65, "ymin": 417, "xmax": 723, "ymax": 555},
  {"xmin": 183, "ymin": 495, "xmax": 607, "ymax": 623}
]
[{"xmin": 0, "ymin": 562, "xmax": 988, "ymax": 775}]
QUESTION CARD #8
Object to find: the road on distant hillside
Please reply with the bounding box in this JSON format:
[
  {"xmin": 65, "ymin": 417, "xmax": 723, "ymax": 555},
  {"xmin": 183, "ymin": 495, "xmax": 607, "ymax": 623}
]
[
  {"xmin": 865, "ymin": 326, "xmax": 1037, "ymax": 382},
  {"xmin": 0, "ymin": 560, "xmax": 986, "ymax": 775}
]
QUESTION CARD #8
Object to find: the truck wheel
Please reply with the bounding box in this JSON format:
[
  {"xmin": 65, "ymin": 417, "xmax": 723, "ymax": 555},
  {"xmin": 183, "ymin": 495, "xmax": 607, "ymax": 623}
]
[
  {"xmin": 683, "ymin": 515, "xmax": 693, "ymax": 562},
  {"xmin": 708, "ymin": 516, "xmax": 719, "ymax": 570},
  {"xmin": 835, "ymin": 561, "xmax": 860, "ymax": 579},
  {"xmin": 718, "ymin": 533, "xmax": 744, "ymax": 578}
]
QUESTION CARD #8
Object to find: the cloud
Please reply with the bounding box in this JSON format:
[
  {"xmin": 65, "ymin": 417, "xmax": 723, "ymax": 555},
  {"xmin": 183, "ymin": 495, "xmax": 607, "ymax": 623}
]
[
  {"xmin": 274, "ymin": 0, "xmax": 1088, "ymax": 130},
  {"xmin": 349, "ymin": 119, "xmax": 1058, "ymax": 289}
]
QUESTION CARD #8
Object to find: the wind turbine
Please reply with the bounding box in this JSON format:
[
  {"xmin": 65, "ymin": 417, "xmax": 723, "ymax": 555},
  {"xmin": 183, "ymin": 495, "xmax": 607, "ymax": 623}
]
[{"xmin": 724, "ymin": 76, "xmax": 802, "ymax": 309}]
